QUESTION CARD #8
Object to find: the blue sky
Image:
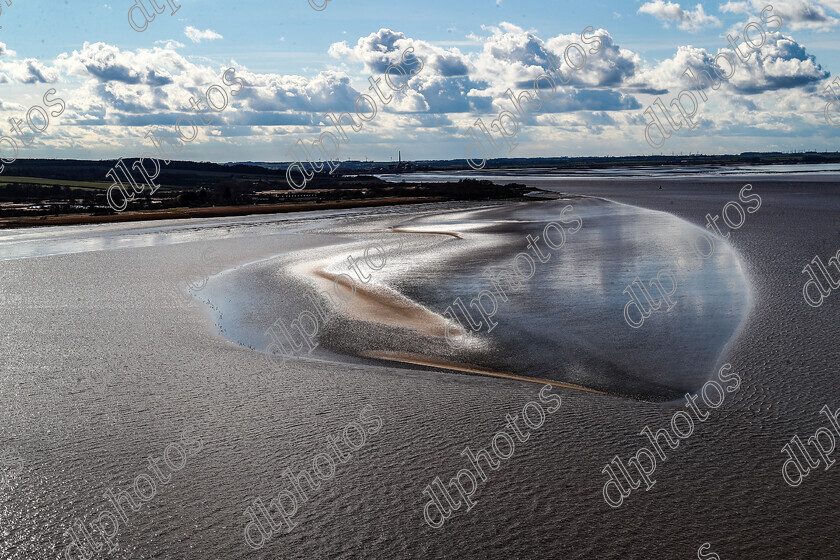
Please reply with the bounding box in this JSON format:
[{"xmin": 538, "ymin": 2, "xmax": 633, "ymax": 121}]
[{"xmin": 0, "ymin": 0, "xmax": 839, "ymax": 163}]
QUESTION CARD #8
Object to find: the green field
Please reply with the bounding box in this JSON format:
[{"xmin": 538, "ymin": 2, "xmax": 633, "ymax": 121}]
[
  {"xmin": 0, "ymin": 176, "xmax": 178, "ymax": 192},
  {"xmin": 0, "ymin": 176, "xmax": 110, "ymax": 189}
]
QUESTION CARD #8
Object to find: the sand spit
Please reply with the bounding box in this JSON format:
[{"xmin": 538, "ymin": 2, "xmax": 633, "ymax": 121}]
[
  {"xmin": 360, "ymin": 350, "xmax": 608, "ymax": 395},
  {"xmin": 391, "ymin": 227, "xmax": 463, "ymax": 239},
  {"xmin": 291, "ymin": 261, "xmax": 466, "ymax": 340}
]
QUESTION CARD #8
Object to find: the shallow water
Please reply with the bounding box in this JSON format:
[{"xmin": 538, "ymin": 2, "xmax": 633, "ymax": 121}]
[{"xmin": 0, "ymin": 205, "xmax": 423, "ymax": 261}]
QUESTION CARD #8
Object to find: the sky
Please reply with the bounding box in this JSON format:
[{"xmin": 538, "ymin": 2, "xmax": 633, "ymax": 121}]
[{"xmin": 0, "ymin": 0, "xmax": 839, "ymax": 163}]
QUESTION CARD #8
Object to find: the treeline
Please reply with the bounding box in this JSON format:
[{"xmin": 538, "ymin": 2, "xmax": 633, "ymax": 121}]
[
  {"xmin": 0, "ymin": 173, "xmax": 533, "ymax": 218},
  {"xmin": 362, "ymin": 179, "xmax": 531, "ymax": 200}
]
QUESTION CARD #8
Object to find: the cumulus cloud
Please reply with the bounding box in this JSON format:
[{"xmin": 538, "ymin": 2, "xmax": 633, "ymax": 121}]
[
  {"xmin": 328, "ymin": 28, "xmax": 478, "ymax": 114},
  {"xmin": 638, "ymin": 1, "xmax": 722, "ymax": 31},
  {"xmin": 720, "ymin": 0, "xmax": 839, "ymax": 31},
  {"xmin": 329, "ymin": 28, "xmax": 418, "ymax": 73},
  {"xmin": 723, "ymin": 33, "xmax": 829, "ymax": 93},
  {"xmin": 635, "ymin": 33, "xmax": 828, "ymax": 95},
  {"xmin": 334, "ymin": 24, "xmax": 642, "ymax": 115},
  {"xmin": 236, "ymin": 70, "xmax": 363, "ymax": 114},
  {"xmin": 0, "ymin": 58, "xmax": 58, "ymax": 83},
  {"xmin": 55, "ymin": 42, "xmax": 181, "ymax": 86},
  {"xmin": 465, "ymin": 24, "xmax": 642, "ymax": 112},
  {"xmin": 329, "ymin": 28, "xmax": 471, "ymax": 77},
  {"xmin": 184, "ymin": 27, "xmax": 223, "ymax": 43},
  {"xmin": 544, "ymin": 29, "xmax": 640, "ymax": 87},
  {"xmin": 632, "ymin": 45, "xmax": 719, "ymax": 94}
]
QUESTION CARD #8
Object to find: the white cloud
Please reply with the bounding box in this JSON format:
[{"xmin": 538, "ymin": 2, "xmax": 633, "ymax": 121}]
[
  {"xmin": 638, "ymin": 1, "xmax": 722, "ymax": 31},
  {"xmin": 1, "ymin": 58, "xmax": 59, "ymax": 83},
  {"xmin": 184, "ymin": 27, "xmax": 223, "ymax": 43},
  {"xmin": 0, "ymin": 42, "xmax": 17, "ymax": 57},
  {"xmin": 720, "ymin": 0, "xmax": 839, "ymax": 32},
  {"xmin": 634, "ymin": 33, "xmax": 828, "ymax": 95},
  {"xmin": 155, "ymin": 39, "xmax": 185, "ymax": 49}
]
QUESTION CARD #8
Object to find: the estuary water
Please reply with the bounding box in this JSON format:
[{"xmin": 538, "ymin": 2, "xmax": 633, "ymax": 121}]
[{"xmin": 2, "ymin": 177, "xmax": 837, "ymax": 559}]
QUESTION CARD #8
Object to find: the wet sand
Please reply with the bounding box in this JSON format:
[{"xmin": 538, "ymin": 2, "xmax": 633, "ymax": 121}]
[{"xmin": 304, "ymin": 264, "xmax": 458, "ymax": 339}]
